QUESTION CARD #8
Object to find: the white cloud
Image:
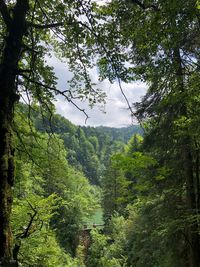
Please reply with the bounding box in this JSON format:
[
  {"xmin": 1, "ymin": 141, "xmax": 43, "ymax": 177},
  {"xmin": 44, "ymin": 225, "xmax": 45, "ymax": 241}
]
[{"xmin": 49, "ymin": 56, "xmax": 147, "ymax": 127}]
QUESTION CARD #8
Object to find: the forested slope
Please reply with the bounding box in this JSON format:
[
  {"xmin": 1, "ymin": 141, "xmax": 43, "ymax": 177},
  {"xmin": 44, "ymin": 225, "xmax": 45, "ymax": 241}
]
[
  {"xmin": 19, "ymin": 103, "xmax": 199, "ymax": 267},
  {"xmin": 13, "ymin": 107, "xmax": 101, "ymax": 266},
  {"xmin": 13, "ymin": 101, "xmax": 200, "ymax": 267},
  {"xmin": 16, "ymin": 103, "xmax": 200, "ymax": 267},
  {"xmin": 33, "ymin": 109, "xmax": 142, "ymax": 185},
  {"xmin": 12, "ymin": 104, "xmax": 142, "ymax": 266}
]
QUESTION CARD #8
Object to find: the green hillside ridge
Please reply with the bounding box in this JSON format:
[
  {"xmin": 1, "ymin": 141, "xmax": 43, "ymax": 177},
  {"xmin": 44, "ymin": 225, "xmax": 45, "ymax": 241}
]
[{"xmin": 33, "ymin": 110, "xmax": 143, "ymax": 185}]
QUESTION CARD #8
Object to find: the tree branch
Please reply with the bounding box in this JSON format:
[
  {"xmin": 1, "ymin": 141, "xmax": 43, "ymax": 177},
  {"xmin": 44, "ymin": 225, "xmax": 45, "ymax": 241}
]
[
  {"xmin": 78, "ymin": 18, "xmax": 135, "ymax": 118},
  {"xmin": 0, "ymin": 0, "xmax": 11, "ymax": 27},
  {"xmin": 29, "ymin": 22, "xmax": 63, "ymax": 29},
  {"xmin": 129, "ymin": 0, "xmax": 159, "ymax": 11},
  {"xmin": 22, "ymin": 209, "xmax": 37, "ymax": 238},
  {"xmin": 13, "ymin": 202, "xmax": 37, "ymax": 261},
  {"xmin": 20, "ymin": 74, "xmax": 89, "ymax": 123}
]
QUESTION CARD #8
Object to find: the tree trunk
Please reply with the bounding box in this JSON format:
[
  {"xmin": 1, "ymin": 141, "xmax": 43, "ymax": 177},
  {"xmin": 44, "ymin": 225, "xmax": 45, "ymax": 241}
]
[
  {"xmin": 184, "ymin": 146, "xmax": 200, "ymax": 267},
  {"xmin": 173, "ymin": 47, "xmax": 200, "ymax": 267},
  {"xmin": 0, "ymin": 0, "xmax": 29, "ymax": 264},
  {"xmin": 0, "ymin": 100, "xmax": 15, "ymax": 263}
]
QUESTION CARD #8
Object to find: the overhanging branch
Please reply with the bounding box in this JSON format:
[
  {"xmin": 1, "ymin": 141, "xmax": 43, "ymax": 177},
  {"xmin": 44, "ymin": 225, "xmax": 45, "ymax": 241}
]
[
  {"xmin": 29, "ymin": 22, "xmax": 63, "ymax": 29},
  {"xmin": 20, "ymin": 74, "xmax": 89, "ymax": 123}
]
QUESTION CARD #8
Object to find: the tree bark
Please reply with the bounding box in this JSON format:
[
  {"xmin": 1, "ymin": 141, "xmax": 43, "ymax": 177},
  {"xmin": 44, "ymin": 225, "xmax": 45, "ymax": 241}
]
[
  {"xmin": 173, "ymin": 47, "xmax": 200, "ymax": 267},
  {"xmin": 0, "ymin": 0, "xmax": 29, "ymax": 264},
  {"xmin": 184, "ymin": 146, "xmax": 200, "ymax": 267}
]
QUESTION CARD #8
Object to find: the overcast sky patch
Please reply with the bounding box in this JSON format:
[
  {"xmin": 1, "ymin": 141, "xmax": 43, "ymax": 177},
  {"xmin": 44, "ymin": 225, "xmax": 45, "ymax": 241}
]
[{"xmin": 48, "ymin": 56, "xmax": 147, "ymax": 127}]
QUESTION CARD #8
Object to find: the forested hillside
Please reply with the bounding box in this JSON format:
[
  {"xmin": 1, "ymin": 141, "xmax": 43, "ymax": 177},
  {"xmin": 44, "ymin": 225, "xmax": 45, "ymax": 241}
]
[
  {"xmin": 12, "ymin": 104, "xmax": 141, "ymax": 266},
  {"xmin": 33, "ymin": 108, "xmax": 142, "ymax": 185},
  {"xmin": 13, "ymin": 109, "xmax": 96, "ymax": 265},
  {"xmin": 13, "ymin": 100, "xmax": 200, "ymax": 267}
]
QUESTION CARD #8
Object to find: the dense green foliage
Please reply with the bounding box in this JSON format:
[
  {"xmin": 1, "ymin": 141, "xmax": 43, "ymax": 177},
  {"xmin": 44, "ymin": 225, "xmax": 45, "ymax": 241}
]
[
  {"xmin": 30, "ymin": 107, "xmax": 142, "ymax": 185},
  {"xmin": 0, "ymin": 0, "xmax": 199, "ymax": 266},
  {"xmin": 78, "ymin": 1, "xmax": 200, "ymax": 266},
  {"xmin": 91, "ymin": 133, "xmax": 188, "ymax": 267},
  {"xmin": 12, "ymin": 108, "xmax": 101, "ymax": 266},
  {"xmin": 85, "ymin": 1, "xmax": 200, "ymax": 267},
  {"xmin": 12, "ymin": 105, "xmax": 142, "ymax": 266},
  {"xmin": 13, "ymin": 96, "xmax": 200, "ymax": 267}
]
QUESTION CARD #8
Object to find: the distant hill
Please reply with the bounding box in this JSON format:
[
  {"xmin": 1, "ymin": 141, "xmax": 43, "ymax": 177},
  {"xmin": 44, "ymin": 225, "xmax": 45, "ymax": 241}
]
[
  {"xmin": 82, "ymin": 125, "xmax": 143, "ymax": 144},
  {"xmin": 43, "ymin": 115, "xmax": 142, "ymax": 184},
  {"xmin": 19, "ymin": 104, "xmax": 142, "ymax": 184}
]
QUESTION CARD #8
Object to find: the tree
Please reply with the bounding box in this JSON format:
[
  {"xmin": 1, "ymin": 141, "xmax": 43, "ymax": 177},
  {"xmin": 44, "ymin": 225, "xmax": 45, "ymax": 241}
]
[
  {"xmin": 0, "ymin": 0, "xmax": 108, "ymax": 263},
  {"xmin": 96, "ymin": 1, "xmax": 200, "ymax": 265}
]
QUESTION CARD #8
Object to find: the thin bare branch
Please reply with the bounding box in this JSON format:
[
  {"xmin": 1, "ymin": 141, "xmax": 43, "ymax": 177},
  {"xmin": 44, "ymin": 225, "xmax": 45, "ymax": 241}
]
[
  {"xmin": 78, "ymin": 9, "xmax": 135, "ymax": 118},
  {"xmin": 29, "ymin": 22, "xmax": 63, "ymax": 29},
  {"xmin": 20, "ymin": 74, "xmax": 89, "ymax": 122}
]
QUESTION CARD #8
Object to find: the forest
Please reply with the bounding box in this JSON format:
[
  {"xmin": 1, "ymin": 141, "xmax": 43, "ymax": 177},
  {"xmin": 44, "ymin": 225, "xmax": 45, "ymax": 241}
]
[{"xmin": 0, "ymin": 0, "xmax": 200, "ymax": 267}]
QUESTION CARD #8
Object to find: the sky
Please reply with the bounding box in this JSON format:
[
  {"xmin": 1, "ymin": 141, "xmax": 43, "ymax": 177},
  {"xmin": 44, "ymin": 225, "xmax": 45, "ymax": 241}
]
[{"xmin": 48, "ymin": 56, "xmax": 147, "ymax": 128}]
